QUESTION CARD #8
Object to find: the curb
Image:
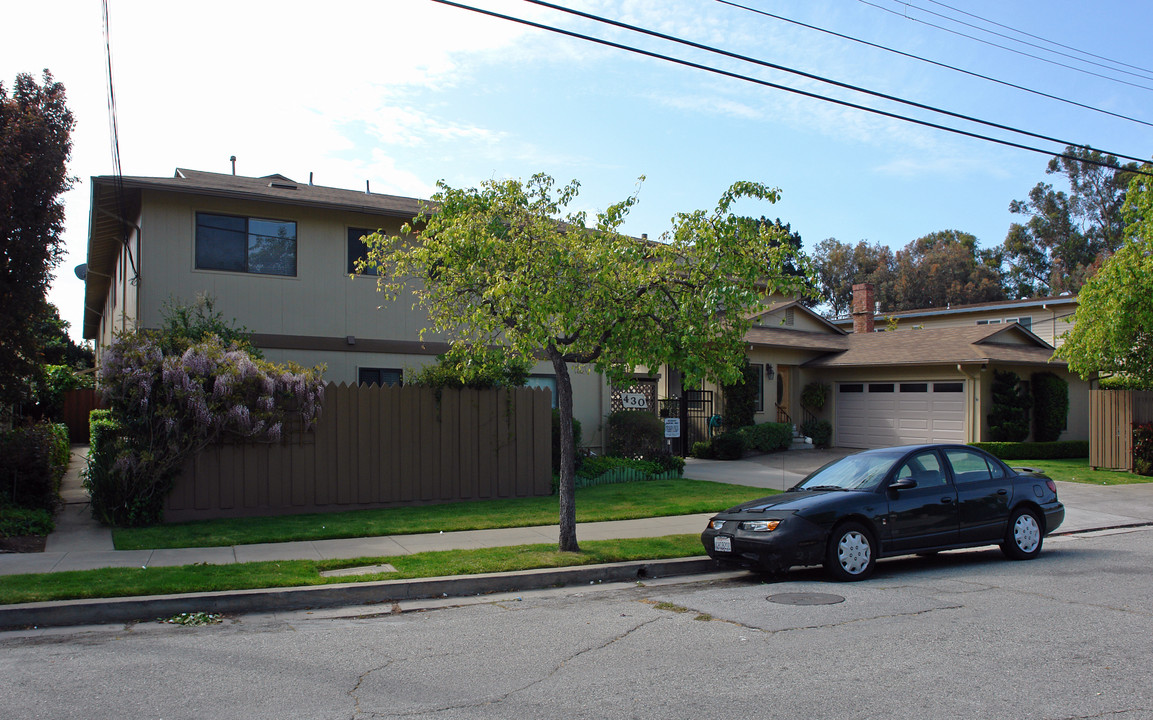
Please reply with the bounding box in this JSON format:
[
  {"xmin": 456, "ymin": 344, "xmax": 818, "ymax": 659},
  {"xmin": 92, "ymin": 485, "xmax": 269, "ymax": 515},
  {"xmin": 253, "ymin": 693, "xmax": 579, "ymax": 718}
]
[{"xmin": 0, "ymin": 557, "xmax": 719, "ymax": 630}]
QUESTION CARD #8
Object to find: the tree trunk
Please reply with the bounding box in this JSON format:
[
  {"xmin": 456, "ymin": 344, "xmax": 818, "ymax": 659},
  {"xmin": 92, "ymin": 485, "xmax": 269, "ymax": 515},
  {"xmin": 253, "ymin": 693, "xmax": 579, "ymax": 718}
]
[{"xmin": 549, "ymin": 345, "xmax": 579, "ymax": 552}]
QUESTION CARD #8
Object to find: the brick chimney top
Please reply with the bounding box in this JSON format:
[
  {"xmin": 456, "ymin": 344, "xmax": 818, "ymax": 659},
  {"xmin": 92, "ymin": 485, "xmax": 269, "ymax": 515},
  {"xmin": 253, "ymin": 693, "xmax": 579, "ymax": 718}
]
[{"xmin": 851, "ymin": 283, "xmax": 875, "ymax": 334}]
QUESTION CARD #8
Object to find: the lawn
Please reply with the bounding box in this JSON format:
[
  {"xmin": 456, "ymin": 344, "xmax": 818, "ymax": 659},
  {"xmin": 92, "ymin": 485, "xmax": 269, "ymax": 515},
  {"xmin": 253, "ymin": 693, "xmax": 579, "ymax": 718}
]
[
  {"xmin": 1011, "ymin": 458, "xmax": 1152, "ymax": 486},
  {"xmin": 0, "ymin": 534, "xmax": 703, "ymax": 605},
  {"xmin": 113, "ymin": 478, "xmax": 770, "ymax": 550}
]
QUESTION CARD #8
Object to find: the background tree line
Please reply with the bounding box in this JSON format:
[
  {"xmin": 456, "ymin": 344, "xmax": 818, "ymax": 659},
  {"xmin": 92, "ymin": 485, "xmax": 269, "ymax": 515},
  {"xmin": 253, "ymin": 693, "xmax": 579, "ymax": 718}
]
[{"xmin": 807, "ymin": 146, "xmax": 1141, "ymax": 317}]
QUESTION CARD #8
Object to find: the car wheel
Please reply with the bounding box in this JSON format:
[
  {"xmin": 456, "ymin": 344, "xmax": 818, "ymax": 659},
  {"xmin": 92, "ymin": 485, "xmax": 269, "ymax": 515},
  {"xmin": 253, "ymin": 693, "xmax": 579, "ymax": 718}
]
[
  {"xmin": 1001, "ymin": 507, "xmax": 1043, "ymax": 560},
  {"xmin": 825, "ymin": 522, "xmax": 876, "ymax": 581}
]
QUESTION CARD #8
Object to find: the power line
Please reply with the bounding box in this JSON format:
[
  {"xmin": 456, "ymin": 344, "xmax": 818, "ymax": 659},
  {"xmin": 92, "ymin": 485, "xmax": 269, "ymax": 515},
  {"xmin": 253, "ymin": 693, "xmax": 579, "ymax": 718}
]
[
  {"xmin": 101, "ymin": 0, "xmax": 138, "ymax": 282},
  {"xmin": 859, "ymin": 0, "xmax": 1153, "ymax": 93},
  {"xmin": 716, "ymin": 0, "xmax": 1153, "ymax": 129},
  {"xmin": 514, "ymin": 0, "xmax": 1149, "ymax": 167},
  {"xmin": 901, "ymin": 0, "xmax": 1153, "ymax": 82},
  {"xmin": 430, "ymin": 1, "xmax": 1152, "ymax": 178},
  {"xmin": 922, "ymin": 0, "xmax": 1153, "ymax": 76}
]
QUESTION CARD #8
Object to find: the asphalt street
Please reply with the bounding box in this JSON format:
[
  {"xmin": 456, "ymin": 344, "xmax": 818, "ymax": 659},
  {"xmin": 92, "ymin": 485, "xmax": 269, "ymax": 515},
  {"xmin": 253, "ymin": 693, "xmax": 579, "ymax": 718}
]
[{"xmin": 2, "ymin": 524, "xmax": 1150, "ymax": 720}]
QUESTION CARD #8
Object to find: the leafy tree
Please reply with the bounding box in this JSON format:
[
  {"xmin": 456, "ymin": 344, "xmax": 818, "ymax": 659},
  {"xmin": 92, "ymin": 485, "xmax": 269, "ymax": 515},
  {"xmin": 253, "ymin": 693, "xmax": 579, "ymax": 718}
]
[
  {"xmin": 1057, "ymin": 170, "xmax": 1153, "ymax": 386},
  {"xmin": 1003, "ymin": 146, "xmax": 1137, "ymax": 297},
  {"xmin": 0, "ymin": 71, "xmax": 74, "ymax": 408},
  {"xmin": 890, "ymin": 230, "xmax": 1005, "ymax": 310},
  {"xmin": 987, "ymin": 370, "xmax": 1031, "ymax": 442},
  {"xmin": 810, "ymin": 238, "xmax": 895, "ymax": 316},
  {"xmin": 361, "ymin": 174, "xmax": 809, "ymax": 551}
]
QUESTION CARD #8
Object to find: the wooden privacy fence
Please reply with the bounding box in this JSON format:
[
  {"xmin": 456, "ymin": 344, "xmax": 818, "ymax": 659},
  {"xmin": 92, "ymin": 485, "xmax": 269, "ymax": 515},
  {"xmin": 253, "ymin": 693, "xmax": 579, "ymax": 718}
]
[
  {"xmin": 1089, "ymin": 389, "xmax": 1153, "ymax": 471},
  {"xmin": 61, "ymin": 388, "xmax": 104, "ymax": 444},
  {"xmin": 165, "ymin": 383, "xmax": 553, "ymax": 522}
]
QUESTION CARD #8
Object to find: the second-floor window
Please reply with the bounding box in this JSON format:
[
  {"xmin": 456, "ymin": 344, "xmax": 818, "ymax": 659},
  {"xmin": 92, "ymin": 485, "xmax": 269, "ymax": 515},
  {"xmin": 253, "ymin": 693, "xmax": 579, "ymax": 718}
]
[
  {"xmin": 347, "ymin": 227, "xmax": 380, "ymax": 275},
  {"xmin": 196, "ymin": 212, "xmax": 297, "ymax": 276}
]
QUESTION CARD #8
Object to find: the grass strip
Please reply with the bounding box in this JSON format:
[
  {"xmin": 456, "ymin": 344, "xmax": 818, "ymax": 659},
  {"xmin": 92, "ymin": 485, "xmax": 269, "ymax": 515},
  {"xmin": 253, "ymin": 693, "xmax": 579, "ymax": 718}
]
[
  {"xmin": 113, "ymin": 478, "xmax": 767, "ymax": 550},
  {"xmin": 1010, "ymin": 458, "xmax": 1152, "ymax": 486},
  {"xmin": 0, "ymin": 534, "xmax": 703, "ymax": 605}
]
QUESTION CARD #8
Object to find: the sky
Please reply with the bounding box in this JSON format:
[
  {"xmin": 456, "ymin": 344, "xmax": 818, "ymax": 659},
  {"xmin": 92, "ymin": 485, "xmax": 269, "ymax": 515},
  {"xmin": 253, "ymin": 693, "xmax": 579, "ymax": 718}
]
[{"xmin": 4, "ymin": 0, "xmax": 1151, "ymax": 342}]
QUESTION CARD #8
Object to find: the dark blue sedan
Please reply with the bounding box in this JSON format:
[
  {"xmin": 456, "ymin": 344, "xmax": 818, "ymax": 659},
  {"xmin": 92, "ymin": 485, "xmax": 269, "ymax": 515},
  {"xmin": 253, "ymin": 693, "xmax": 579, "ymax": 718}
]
[{"xmin": 701, "ymin": 444, "xmax": 1064, "ymax": 581}]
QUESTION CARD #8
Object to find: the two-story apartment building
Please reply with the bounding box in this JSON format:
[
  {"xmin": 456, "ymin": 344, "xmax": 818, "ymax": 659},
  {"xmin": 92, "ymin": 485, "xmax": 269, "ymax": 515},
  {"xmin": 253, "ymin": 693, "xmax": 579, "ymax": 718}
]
[{"xmin": 82, "ymin": 168, "xmax": 617, "ymax": 446}]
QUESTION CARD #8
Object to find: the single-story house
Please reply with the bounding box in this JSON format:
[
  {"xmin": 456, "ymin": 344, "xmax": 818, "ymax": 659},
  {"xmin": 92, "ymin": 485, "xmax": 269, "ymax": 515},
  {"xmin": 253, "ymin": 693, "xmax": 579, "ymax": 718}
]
[{"xmin": 82, "ymin": 169, "xmax": 1086, "ymax": 451}]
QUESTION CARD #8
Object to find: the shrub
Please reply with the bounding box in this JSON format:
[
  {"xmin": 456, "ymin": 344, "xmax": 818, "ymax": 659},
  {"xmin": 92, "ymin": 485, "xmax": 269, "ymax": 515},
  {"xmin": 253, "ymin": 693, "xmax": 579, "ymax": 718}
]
[
  {"xmin": 0, "ymin": 422, "xmax": 68, "ymax": 512},
  {"xmin": 409, "ymin": 344, "xmax": 530, "ymax": 390},
  {"xmin": 801, "ymin": 382, "xmax": 828, "ymax": 412},
  {"xmin": 1134, "ymin": 423, "xmax": 1153, "ymax": 476},
  {"xmin": 736, "ymin": 422, "xmax": 792, "ymax": 453},
  {"xmin": 987, "ymin": 370, "xmax": 1031, "ymax": 442},
  {"xmin": 606, "ymin": 410, "xmax": 665, "ymax": 459},
  {"xmin": 551, "ymin": 409, "xmax": 583, "ymax": 474},
  {"xmin": 801, "ymin": 418, "xmax": 833, "ymax": 448},
  {"xmin": 710, "ymin": 431, "xmax": 747, "ymax": 460},
  {"xmin": 0, "ymin": 505, "xmax": 54, "ymax": 537},
  {"xmin": 721, "ymin": 360, "xmax": 759, "ymax": 430},
  {"xmin": 93, "ymin": 330, "xmax": 325, "ymax": 526},
  {"xmin": 1031, "ymin": 372, "xmax": 1068, "ymax": 443},
  {"xmin": 969, "ymin": 441, "xmax": 1090, "ymax": 460},
  {"xmin": 690, "ymin": 440, "xmax": 715, "ymax": 459},
  {"xmin": 85, "ymin": 409, "xmax": 125, "ymax": 525}
]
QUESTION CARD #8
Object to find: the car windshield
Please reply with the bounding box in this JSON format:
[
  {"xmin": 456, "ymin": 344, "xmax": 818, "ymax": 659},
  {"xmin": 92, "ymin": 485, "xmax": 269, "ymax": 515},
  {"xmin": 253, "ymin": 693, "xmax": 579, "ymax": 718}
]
[{"xmin": 793, "ymin": 451, "xmax": 903, "ymax": 492}]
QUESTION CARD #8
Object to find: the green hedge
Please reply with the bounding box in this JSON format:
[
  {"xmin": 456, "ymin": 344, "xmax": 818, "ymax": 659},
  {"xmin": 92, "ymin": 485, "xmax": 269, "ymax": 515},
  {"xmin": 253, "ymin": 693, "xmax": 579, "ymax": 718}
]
[
  {"xmin": 736, "ymin": 422, "xmax": 792, "ymax": 453},
  {"xmin": 969, "ymin": 440, "xmax": 1089, "ymax": 460},
  {"xmin": 801, "ymin": 419, "xmax": 833, "ymax": 448},
  {"xmin": 0, "ymin": 422, "xmax": 69, "ymax": 513},
  {"xmin": 606, "ymin": 410, "xmax": 665, "ymax": 459},
  {"xmin": 84, "ymin": 409, "xmax": 125, "ymax": 526}
]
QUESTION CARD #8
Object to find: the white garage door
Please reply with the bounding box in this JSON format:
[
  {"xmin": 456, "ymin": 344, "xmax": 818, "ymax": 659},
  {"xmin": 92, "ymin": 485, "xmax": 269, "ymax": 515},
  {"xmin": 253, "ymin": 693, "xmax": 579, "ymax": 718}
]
[{"xmin": 835, "ymin": 381, "xmax": 966, "ymax": 449}]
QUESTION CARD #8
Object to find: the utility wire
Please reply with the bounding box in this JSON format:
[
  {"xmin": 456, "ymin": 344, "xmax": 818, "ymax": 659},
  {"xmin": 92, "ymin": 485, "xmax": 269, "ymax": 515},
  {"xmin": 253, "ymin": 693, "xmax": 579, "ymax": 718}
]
[
  {"xmin": 515, "ymin": 0, "xmax": 1149, "ymax": 166},
  {"xmin": 716, "ymin": 0, "xmax": 1153, "ymax": 129},
  {"xmin": 101, "ymin": 0, "xmax": 138, "ymax": 282},
  {"xmin": 896, "ymin": 0, "xmax": 1153, "ymax": 82},
  {"xmin": 923, "ymin": 0, "xmax": 1153, "ymax": 76},
  {"xmin": 431, "ymin": 1, "xmax": 1152, "ymax": 178},
  {"xmin": 860, "ymin": 0, "xmax": 1153, "ymax": 93}
]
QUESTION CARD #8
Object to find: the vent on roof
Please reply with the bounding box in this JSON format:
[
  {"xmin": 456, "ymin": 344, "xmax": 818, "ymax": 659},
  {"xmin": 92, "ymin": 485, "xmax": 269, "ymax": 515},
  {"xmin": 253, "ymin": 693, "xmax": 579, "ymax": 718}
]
[{"xmin": 269, "ymin": 181, "xmax": 298, "ymax": 190}]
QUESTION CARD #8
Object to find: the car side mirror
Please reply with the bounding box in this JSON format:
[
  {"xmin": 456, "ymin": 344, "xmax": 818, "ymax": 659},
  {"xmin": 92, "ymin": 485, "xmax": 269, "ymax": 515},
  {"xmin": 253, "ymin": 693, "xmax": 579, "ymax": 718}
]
[{"xmin": 890, "ymin": 477, "xmax": 917, "ymax": 491}]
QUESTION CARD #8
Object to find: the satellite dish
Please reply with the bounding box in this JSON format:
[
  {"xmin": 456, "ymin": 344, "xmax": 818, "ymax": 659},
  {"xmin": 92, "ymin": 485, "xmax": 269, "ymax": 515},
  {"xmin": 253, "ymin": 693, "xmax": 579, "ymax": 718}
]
[{"xmin": 74, "ymin": 264, "xmax": 88, "ymax": 281}]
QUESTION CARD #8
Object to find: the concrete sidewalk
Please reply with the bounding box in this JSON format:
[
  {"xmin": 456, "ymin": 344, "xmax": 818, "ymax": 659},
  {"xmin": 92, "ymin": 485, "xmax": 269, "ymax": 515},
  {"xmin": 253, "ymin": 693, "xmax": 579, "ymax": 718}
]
[{"xmin": 3, "ymin": 447, "xmax": 1152, "ymax": 578}]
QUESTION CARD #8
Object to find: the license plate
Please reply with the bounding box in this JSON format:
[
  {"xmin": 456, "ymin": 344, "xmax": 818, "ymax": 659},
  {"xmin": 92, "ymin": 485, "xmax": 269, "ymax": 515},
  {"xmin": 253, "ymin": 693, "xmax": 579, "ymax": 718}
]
[{"xmin": 714, "ymin": 536, "xmax": 732, "ymax": 552}]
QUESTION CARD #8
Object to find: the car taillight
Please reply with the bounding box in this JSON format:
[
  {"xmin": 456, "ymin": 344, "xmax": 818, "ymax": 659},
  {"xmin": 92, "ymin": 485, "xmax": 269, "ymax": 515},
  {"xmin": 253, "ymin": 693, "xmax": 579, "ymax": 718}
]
[{"xmin": 1046, "ymin": 480, "xmax": 1057, "ymax": 494}]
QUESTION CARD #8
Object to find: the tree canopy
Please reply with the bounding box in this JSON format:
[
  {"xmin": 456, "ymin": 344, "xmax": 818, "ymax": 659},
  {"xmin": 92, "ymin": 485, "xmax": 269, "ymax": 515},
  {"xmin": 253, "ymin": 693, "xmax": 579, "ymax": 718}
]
[
  {"xmin": 1003, "ymin": 146, "xmax": 1136, "ymax": 297},
  {"xmin": 0, "ymin": 71, "xmax": 74, "ymax": 408},
  {"xmin": 1057, "ymin": 170, "xmax": 1153, "ymax": 387},
  {"xmin": 361, "ymin": 174, "xmax": 810, "ymax": 551},
  {"xmin": 810, "ymin": 231, "xmax": 1004, "ymax": 316}
]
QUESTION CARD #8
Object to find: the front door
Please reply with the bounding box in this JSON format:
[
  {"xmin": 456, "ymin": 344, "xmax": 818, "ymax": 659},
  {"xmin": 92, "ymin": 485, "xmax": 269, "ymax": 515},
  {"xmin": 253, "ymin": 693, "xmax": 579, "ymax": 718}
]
[{"xmin": 776, "ymin": 364, "xmax": 792, "ymax": 424}]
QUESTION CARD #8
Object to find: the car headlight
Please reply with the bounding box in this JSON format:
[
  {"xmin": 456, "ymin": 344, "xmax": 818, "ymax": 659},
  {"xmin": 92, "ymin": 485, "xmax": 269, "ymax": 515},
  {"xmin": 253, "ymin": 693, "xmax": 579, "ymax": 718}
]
[
  {"xmin": 707, "ymin": 519, "xmax": 726, "ymax": 530},
  {"xmin": 739, "ymin": 519, "xmax": 780, "ymax": 532}
]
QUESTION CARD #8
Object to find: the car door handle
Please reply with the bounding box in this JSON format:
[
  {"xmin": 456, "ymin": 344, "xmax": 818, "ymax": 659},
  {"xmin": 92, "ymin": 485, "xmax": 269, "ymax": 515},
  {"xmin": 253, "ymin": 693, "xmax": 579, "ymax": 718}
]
[
  {"xmin": 941, "ymin": 496, "xmax": 953, "ymax": 504},
  {"xmin": 997, "ymin": 489, "xmax": 1008, "ymax": 495}
]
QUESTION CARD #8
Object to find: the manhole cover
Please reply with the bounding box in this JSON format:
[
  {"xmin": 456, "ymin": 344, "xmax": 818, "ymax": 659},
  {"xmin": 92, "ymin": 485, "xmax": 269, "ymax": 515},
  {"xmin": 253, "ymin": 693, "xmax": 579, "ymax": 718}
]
[{"xmin": 767, "ymin": 592, "xmax": 845, "ymax": 606}]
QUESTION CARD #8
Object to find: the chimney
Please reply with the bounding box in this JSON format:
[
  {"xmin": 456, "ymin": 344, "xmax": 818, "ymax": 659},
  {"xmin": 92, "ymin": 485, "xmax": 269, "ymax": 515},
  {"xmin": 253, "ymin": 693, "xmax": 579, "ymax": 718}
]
[{"xmin": 851, "ymin": 282, "xmax": 875, "ymax": 334}]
